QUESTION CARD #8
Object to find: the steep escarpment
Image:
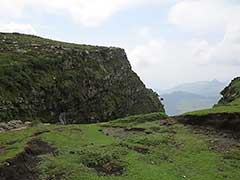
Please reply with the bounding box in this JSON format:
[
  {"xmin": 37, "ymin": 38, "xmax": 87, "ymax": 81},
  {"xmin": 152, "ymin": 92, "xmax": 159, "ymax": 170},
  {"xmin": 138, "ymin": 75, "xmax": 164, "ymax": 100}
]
[{"xmin": 0, "ymin": 33, "xmax": 164, "ymax": 123}]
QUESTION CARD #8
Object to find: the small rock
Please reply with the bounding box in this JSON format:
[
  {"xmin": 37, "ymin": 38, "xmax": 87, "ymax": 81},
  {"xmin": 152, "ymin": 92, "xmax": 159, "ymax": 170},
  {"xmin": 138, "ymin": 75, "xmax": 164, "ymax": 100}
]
[
  {"xmin": 8, "ymin": 120, "xmax": 23, "ymax": 128},
  {"xmin": 0, "ymin": 123, "xmax": 10, "ymax": 130},
  {"xmin": 24, "ymin": 121, "xmax": 32, "ymax": 126}
]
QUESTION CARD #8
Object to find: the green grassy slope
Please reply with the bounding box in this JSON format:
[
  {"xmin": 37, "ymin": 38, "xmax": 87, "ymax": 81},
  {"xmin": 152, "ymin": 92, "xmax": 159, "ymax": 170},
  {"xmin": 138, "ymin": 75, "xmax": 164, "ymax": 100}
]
[{"xmin": 1, "ymin": 113, "xmax": 240, "ymax": 180}]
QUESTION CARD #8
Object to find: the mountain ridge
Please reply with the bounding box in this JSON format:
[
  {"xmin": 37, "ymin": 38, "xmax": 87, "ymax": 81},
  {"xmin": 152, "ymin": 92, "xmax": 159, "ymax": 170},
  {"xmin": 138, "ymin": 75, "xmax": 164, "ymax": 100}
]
[
  {"xmin": 160, "ymin": 80, "xmax": 226, "ymax": 115},
  {"xmin": 159, "ymin": 79, "xmax": 226, "ymax": 97}
]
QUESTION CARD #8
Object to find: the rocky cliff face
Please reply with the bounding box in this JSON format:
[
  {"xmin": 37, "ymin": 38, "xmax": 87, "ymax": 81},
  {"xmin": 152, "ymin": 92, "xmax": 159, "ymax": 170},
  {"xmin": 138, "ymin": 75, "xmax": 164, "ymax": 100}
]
[
  {"xmin": 218, "ymin": 77, "xmax": 240, "ymax": 105},
  {"xmin": 0, "ymin": 33, "xmax": 164, "ymax": 123}
]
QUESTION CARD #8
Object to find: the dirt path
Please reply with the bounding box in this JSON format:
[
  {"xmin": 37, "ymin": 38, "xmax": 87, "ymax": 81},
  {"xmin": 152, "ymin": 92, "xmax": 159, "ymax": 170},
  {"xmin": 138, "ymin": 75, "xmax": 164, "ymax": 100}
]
[{"xmin": 187, "ymin": 125, "xmax": 240, "ymax": 153}]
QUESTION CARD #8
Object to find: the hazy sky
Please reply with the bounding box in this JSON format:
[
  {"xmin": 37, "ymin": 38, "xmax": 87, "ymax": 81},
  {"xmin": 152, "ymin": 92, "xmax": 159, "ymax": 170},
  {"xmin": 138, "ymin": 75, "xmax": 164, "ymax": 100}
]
[{"xmin": 0, "ymin": 0, "xmax": 240, "ymax": 90}]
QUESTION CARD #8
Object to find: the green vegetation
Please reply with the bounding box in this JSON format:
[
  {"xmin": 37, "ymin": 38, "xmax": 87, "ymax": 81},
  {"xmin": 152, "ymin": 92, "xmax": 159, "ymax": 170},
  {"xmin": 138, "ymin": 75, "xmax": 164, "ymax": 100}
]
[
  {"xmin": 219, "ymin": 77, "xmax": 240, "ymax": 105},
  {"xmin": 0, "ymin": 32, "xmax": 163, "ymax": 123},
  {"xmin": 105, "ymin": 112, "xmax": 167, "ymax": 127},
  {"xmin": 0, "ymin": 125, "xmax": 45, "ymax": 163},
  {"xmin": 0, "ymin": 113, "xmax": 240, "ymax": 179}
]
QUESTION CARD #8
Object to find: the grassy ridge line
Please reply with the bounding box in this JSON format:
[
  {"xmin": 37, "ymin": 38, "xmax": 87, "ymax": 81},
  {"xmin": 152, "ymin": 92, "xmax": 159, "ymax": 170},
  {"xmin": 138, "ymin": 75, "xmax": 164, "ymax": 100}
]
[{"xmin": 0, "ymin": 32, "xmax": 111, "ymax": 50}]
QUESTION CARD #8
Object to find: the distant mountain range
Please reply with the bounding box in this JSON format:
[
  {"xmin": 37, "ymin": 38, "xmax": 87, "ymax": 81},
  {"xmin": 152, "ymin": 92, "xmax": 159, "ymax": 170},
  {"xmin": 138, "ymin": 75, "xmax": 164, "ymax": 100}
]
[{"xmin": 159, "ymin": 80, "xmax": 227, "ymax": 116}]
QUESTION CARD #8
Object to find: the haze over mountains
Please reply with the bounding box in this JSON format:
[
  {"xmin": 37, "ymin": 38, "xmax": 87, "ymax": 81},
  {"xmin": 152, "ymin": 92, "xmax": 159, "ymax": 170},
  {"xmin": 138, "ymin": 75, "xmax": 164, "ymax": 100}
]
[{"xmin": 159, "ymin": 80, "xmax": 227, "ymax": 116}]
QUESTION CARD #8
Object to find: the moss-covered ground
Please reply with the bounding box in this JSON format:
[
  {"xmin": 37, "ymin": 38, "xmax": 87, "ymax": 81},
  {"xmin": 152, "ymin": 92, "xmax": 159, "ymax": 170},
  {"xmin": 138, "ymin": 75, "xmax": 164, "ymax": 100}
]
[{"xmin": 0, "ymin": 112, "xmax": 240, "ymax": 180}]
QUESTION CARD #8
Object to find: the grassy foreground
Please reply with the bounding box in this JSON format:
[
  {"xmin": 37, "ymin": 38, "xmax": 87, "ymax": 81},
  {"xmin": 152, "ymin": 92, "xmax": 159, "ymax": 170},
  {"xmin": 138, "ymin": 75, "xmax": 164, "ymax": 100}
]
[{"xmin": 0, "ymin": 112, "xmax": 240, "ymax": 180}]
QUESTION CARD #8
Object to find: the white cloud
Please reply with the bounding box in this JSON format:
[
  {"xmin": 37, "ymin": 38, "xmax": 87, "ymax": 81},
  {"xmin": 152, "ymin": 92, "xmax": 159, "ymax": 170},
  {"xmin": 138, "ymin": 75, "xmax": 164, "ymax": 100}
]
[
  {"xmin": 0, "ymin": 22, "xmax": 37, "ymax": 35},
  {"xmin": 0, "ymin": 0, "xmax": 27, "ymax": 18},
  {"xmin": 147, "ymin": 0, "xmax": 240, "ymax": 87},
  {"xmin": 168, "ymin": 0, "xmax": 240, "ymax": 33},
  {"xmin": 0, "ymin": 0, "xmax": 171, "ymax": 27},
  {"xmin": 128, "ymin": 35, "xmax": 240, "ymax": 89},
  {"xmin": 211, "ymin": 23, "xmax": 240, "ymax": 66},
  {"xmin": 0, "ymin": 0, "xmax": 239, "ymax": 89},
  {"xmin": 36, "ymin": 0, "xmax": 133, "ymax": 27},
  {"xmin": 128, "ymin": 38, "xmax": 197, "ymax": 88}
]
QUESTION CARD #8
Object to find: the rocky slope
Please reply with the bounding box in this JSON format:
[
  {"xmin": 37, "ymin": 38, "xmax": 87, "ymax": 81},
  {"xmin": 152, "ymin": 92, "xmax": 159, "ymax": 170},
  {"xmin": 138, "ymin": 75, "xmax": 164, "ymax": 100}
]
[
  {"xmin": 218, "ymin": 77, "xmax": 240, "ymax": 105},
  {"xmin": 0, "ymin": 33, "xmax": 164, "ymax": 124}
]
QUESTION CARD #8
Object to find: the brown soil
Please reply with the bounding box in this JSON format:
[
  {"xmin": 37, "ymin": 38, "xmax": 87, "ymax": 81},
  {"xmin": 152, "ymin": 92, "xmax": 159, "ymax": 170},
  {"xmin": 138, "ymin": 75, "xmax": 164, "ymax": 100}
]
[
  {"xmin": 87, "ymin": 161, "xmax": 125, "ymax": 176},
  {"xmin": 132, "ymin": 146, "xmax": 149, "ymax": 154},
  {"xmin": 124, "ymin": 127, "xmax": 146, "ymax": 132},
  {"xmin": 176, "ymin": 113, "xmax": 240, "ymax": 133},
  {"xmin": 45, "ymin": 172, "xmax": 66, "ymax": 180},
  {"xmin": 188, "ymin": 125, "xmax": 240, "ymax": 153},
  {"xmin": 160, "ymin": 118, "xmax": 176, "ymax": 126},
  {"xmin": 0, "ymin": 139, "xmax": 56, "ymax": 180}
]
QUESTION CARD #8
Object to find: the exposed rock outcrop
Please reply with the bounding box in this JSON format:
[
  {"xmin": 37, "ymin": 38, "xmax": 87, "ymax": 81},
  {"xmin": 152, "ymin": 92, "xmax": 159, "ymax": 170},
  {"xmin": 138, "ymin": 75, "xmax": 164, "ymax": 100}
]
[
  {"xmin": 0, "ymin": 120, "xmax": 28, "ymax": 132},
  {"xmin": 218, "ymin": 77, "xmax": 240, "ymax": 105},
  {"xmin": 0, "ymin": 33, "xmax": 164, "ymax": 124}
]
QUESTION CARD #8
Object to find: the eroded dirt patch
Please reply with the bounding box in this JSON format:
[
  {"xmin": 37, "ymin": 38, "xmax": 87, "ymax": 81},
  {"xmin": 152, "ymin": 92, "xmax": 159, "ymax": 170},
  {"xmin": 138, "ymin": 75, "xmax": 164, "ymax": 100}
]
[
  {"xmin": 190, "ymin": 125, "xmax": 240, "ymax": 153},
  {"xmin": 45, "ymin": 172, "xmax": 66, "ymax": 180},
  {"xmin": 176, "ymin": 113, "xmax": 240, "ymax": 133},
  {"xmin": 86, "ymin": 161, "xmax": 125, "ymax": 176},
  {"xmin": 129, "ymin": 146, "xmax": 149, "ymax": 154},
  {"xmin": 25, "ymin": 139, "xmax": 56, "ymax": 156},
  {"xmin": 160, "ymin": 118, "xmax": 176, "ymax": 126},
  {"xmin": 0, "ymin": 139, "xmax": 56, "ymax": 180},
  {"xmin": 125, "ymin": 127, "xmax": 146, "ymax": 132}
]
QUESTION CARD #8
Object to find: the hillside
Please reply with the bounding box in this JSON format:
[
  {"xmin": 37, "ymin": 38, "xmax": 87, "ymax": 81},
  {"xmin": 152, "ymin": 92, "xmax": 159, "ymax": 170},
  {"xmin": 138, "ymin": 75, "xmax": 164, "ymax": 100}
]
[
  {"xmin": 1, "ymin": 113, "xmax": 240, "ymax": 180},
  {"xmin": 0, "ymin": 33, "xmax": 164, "ymax": 124},
  {"xmin": 162, "ymin": 91, "xmax": 219, "ymax": 116},
  {"xmin": 178, "ymin": 77, "xmax": 240, "ymax": 132},
  {"xmin": 218, "ymin": 77, "xmax": 240, "ymax": 105}
]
